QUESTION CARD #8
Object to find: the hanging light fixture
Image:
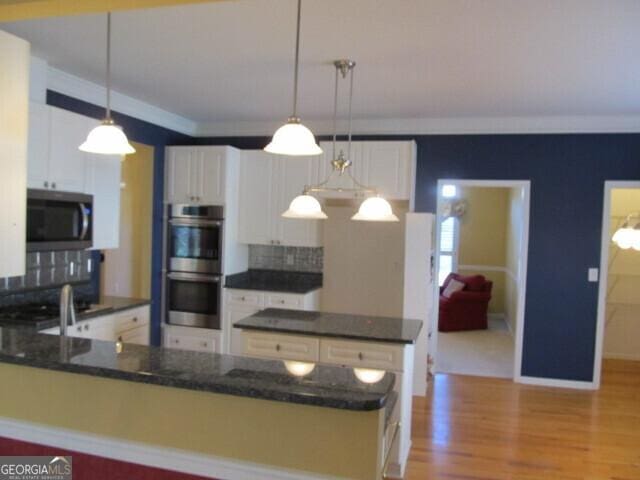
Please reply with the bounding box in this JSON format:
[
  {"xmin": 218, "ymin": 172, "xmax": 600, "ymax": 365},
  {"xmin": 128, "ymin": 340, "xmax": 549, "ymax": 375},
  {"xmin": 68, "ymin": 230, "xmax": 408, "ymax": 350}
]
[
  {"xmin": 264, "ymin": 0, "xmax": 321, "ymax": 156},
  {"xmin": 282, "ymin": 59, "xmax": 399, "ymax": 222},
  {"xmin": 79, "ymin": 12, "xmax": 135, "ymax": 156},
  {"xmin": 612, "ymin": 213, "xmax": 640, "ymax": 251}
]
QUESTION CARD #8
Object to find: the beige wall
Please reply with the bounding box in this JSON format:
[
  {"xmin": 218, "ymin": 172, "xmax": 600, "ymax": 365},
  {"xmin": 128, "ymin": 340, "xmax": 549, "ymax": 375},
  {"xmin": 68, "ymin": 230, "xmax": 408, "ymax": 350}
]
[
  {"xmin": 604, "ymin": 188, "xmax": 640, "ymax": 360},
  {"xmin": 321, "ymin": 200, "xmax": 407, "ymax": 317},
  {"xmin": 101, "ymin": 142, "xmax": 153, "ymax": 299}
]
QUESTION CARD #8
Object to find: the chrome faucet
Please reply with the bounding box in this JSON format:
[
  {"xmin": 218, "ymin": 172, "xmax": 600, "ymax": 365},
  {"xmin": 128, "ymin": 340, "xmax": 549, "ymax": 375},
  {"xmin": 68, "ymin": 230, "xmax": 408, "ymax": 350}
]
[{"xmin": 59, "ymin": 284, "xmax": 77, "ymax": 336}]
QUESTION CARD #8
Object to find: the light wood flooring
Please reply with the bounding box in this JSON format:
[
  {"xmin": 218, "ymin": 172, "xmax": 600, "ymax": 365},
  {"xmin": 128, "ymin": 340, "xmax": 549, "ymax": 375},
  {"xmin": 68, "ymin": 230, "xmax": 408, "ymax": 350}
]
[{"xmin": 405, "ymin": 360, "xmax": 640, "ymax": 479}]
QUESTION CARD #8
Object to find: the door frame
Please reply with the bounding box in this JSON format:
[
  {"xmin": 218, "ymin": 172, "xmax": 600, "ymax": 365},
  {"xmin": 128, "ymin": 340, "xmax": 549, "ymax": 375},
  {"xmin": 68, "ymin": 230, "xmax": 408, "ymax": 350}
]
[
  {"xmin": 593, "ymin": 180, "xmax": 640, "ymax": 388},
  {"xmin": 431, "ymin": 179, "xmax": 531, "ymax": 381}
]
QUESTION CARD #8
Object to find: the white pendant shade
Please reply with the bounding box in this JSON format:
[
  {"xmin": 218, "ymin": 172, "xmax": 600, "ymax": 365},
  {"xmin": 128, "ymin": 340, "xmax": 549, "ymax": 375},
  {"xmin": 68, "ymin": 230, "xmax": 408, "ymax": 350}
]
[
  {"xmin": 351, "ymin": 196, "xmax": 399, "ymax": 222},
  {"xmin": 79, "ymin": 121, "xmax": 136, "ymax": 155},
  {"xmin": 283, "ymin": 360, "xmax": 316, "ymax": 377},
  {"xmin": 353, "ymin": 368, "xmax": 386, "ymax": 384},
  {"xmin": 265, "ymin": 119, "xmax": 322, "ymax": 156},
  {"xmin": 282, "ymin": 194, "xmax": 327, "ymax": 219},
  {"xmin": 612, "ymin": 226, "xmax": 640, "ymax": 251}
]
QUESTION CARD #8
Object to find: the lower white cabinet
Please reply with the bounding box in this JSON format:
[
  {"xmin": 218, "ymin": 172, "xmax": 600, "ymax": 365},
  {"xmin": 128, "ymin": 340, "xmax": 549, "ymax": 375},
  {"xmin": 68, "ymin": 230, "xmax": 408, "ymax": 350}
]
[
  {"xmin": 223, "ymin": 288, "xmax": 322, "ymax": 355},
  {"xmin": 163, "ymin": 324, "xmax": 221, "ymax": 353},
  {"xmin": 41, "ymin": 305, "xmax": 150, "ymax": 346},
  {"xmin": 238, "ymin": 330, "xmax": 413, "ymax": 479}
]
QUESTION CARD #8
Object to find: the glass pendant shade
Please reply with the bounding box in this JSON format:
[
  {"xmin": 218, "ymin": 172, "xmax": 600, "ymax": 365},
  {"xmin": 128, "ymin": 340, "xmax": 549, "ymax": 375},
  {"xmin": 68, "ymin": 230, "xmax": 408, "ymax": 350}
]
[
  {"xmin": 282, "ymin": 194, "xmax": 327, "ymax": 219},
  {"xmin": 351, "ymin": 196, "xmax": 399, "ymax": 222},
  {"xmin": 265, "ymin": 118, "xmax": 322, "ymax": 156},
  {"xmin": 79, "ymin": 120, "xmax": 135, "ymax": 155},
  {"xmin": 284, "ymin": 360, "xmax": 316, "ymax": 377},
  {"xmin": 353, "ymin": 368, "xmax": 386, "ymax": 384},
  {"xmin": 613, "ymin": 225, "xmax": 640, "ymax": 250}
]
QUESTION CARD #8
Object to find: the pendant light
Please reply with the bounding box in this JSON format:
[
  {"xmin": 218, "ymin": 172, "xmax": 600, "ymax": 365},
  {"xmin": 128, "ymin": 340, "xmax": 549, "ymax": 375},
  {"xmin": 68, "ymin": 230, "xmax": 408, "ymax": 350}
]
[
  {"xmin": 79, "ymin": 12, "xmax": 135, "ymax": 156},
  {"xmin": 264, "ymin": 0, "xmax": 321, "ymax": 156},
  {"xmin": 282, "ymin": 59, "xmax": 399, "ymax": 222},
  {"xmin": 612, "ymin": 213, "xmax": 640, "ymax": 250}
]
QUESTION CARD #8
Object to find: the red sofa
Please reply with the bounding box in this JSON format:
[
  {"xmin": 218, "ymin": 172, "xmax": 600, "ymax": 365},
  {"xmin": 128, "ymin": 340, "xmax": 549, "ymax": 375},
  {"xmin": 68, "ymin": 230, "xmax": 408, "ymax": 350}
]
[{"xmin": 438, "ymin": 273, "xmax": 493, "ymax": 332}]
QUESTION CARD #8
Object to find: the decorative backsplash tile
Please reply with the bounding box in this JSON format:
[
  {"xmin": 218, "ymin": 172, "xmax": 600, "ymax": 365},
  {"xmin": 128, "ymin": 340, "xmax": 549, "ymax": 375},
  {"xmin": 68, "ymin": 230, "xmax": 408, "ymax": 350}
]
[
  {"xmin": 0, "ymin": 250, "xmax": 93, "ymax": 295},
  {"xmin": 249, "ymin": 245, "xmax": 323, "ymax": 273}
]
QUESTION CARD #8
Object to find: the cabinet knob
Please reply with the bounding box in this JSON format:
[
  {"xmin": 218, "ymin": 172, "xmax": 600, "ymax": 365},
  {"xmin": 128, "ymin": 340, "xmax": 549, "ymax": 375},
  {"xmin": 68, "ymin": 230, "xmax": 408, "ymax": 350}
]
[
  {"xmin": 279, "ymin": 300, "xmax": 285, "ymax": 304},
  {"xmin": 84, "ymin": 324, "xmax": 89, "ymax": 330},
  {"xmin": 51, "ymin": 182, "xmax": 56, "ymax": 189},
  {"xmin": 202, "ymin": 341, "xmax": 208, "ymax": 347},
  {"xmin": 133, "ymin": 317, "xmax": 138, "ymax": 323},
  {"xmin": 358, "ymin": 352, "xmax": 364, "ymax": 361},
  {"xmin": 76, "ymin": 326, "xmax": 82, "ymax": 332},
  {"xmin": 240, "ymin": 296, "xmax": 246, "ymax": 301},
  {"xmin": 275, "ymin": 344, "xmax": 281, "ymax": 352},
  {"xmin": 118, "ymin": 336, "xmax": 123, "ymax": 342},
  {"xmin": 44, "ymin": 181, "xmax": 49, "ymax": 188},
  {"xmin": 174, "ymin": 339, "xmax": 179, "ymax": 344}
]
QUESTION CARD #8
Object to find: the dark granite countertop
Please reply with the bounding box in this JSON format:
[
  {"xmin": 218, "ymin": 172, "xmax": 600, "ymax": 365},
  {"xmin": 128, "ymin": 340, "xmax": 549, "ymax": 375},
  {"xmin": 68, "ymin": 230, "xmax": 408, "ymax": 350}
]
[
  {"xmin": 234, "ymin": 309, "xmax": 423, "ymax": 345},
  {"xmin": 0, "ymin": 296, "xmax": 151, "ymax": 331},
  {"xmin": 0, "ymin": 327, "xmax": 395, "ymax": 412},
  {"xmin": 225, "ymin": 269, "xmax": 322, "ymax": 294}
]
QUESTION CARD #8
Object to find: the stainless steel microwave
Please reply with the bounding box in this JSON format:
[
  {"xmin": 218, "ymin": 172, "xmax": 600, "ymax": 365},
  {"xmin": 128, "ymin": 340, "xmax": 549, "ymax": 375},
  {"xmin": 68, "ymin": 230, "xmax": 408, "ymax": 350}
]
[{"xmin": 27, "ymin": 189, "xmax": 93, "ymax": 252}]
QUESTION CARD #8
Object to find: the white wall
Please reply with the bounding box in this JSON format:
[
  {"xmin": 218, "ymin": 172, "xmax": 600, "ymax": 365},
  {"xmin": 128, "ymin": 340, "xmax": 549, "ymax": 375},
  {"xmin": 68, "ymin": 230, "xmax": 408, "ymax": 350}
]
[{"xmin": 504, "ymin": 187, "xmax": 524, "ymax": 333}]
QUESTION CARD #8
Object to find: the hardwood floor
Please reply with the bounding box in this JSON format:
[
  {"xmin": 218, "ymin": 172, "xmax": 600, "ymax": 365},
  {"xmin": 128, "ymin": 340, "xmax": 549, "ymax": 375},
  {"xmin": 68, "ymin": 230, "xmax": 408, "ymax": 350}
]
[{"xmin": 405, "ymin": 360, "xmax": 640, "ymax": 480}]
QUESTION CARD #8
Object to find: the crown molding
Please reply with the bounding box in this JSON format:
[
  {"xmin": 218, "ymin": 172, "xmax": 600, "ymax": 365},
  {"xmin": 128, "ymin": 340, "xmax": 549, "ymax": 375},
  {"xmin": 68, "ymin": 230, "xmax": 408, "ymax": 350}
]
[
  {"xmin": 195, "ymin": 115, "xmax": 640, "ymax": 137},
  {"xmin": 47, "ymin": 67, "xmax": 198, "ymax": 136}
]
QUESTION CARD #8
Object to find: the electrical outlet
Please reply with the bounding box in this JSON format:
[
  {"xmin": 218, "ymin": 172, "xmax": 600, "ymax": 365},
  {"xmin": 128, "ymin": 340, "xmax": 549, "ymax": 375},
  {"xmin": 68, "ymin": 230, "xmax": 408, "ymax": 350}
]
[
  {"xmin": 588, "ymin": 268, "xmax": 599, "ymax": 282},
  {"xmin": 286, "ymin": 254, "xmax": 294, "ymax": 266}
]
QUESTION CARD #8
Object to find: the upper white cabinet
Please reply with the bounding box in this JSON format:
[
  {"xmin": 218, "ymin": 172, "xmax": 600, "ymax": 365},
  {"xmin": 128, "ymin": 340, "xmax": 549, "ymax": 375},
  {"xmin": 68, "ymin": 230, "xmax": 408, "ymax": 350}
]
[
  {"xmin": 319, "ymin": 140, "xmax": 416, "ymax": 200},
  {"xmin": 27, "ymin": 102, "xmax": 50, "ymax": 189},
  {"xmin": 238, "ymin": 151, "xmax": 323, "ymax": 247},
  {"xmin": 165, "ymin": 147, "xmax": 226, "ymax": 205},
  {"xmin": 84, "ymin": 154, "xmax": 122, "ymax": 250},
  {"xmin": 0, "ymin": 30, "xmax": 29, "ymax": 278}
]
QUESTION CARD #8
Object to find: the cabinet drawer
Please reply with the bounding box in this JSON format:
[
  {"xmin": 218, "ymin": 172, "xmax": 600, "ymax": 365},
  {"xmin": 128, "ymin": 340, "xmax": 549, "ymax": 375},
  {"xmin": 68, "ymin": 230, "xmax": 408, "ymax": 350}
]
[
  {"xmin": 264, "ymin": 292, "xmax": 304, "ymax": 310},
  {"xmin": 165, "ymin": 332, "xmax": 220, "ymax": 353},
  {"xmin": 117, "ymin": 326, "xmax": 149, "ymax": 346},
  {"xmin": 242, "ymin": 332, "xmax": 319, "ymax": 362},
  {"xmin": 320, "ymin": 339, "xmax": 404, "ymax": 372},
  {"xmin": 226, "ymin": 289, "xmax": 264, "ymax": 308},
  {"xmin": 114, "ymin": 306, "xmax": 150, "ymax": 333}
]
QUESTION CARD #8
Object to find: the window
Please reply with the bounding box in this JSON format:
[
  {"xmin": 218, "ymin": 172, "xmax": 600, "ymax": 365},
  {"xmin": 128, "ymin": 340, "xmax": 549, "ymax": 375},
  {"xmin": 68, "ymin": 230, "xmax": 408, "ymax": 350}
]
[{"xmin": 438, "ymin": 216, "xmax": 459, "ymax": 286}]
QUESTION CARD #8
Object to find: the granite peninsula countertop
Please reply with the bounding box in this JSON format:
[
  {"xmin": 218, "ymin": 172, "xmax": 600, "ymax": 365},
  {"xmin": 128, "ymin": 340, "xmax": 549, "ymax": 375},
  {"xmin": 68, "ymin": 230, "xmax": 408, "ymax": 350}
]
[
  {"xmin": 0, "ymin": 327, "xmax": 395, "ymax": 411},
  {"xmin": 235, "ymin": 308, "xmax": 423, "ymax": 345},
  {"xmin": 225, "ymin": 270, "xmax": 322, "ymax": 294}
]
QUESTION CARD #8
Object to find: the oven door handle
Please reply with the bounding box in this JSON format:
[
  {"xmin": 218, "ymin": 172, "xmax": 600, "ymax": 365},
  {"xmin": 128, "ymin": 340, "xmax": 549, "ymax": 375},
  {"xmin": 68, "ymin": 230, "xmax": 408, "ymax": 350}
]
[
  {"xmin": 167, "ymin": 273, "xmax": 221, "ymax": 283},
  {"xmin": 169, "ymin": 219, "xmax": 222, "ymax": 227},
  {"xmin": 78, "ymin": 203, "xmax": 90, "ymax": 240}
]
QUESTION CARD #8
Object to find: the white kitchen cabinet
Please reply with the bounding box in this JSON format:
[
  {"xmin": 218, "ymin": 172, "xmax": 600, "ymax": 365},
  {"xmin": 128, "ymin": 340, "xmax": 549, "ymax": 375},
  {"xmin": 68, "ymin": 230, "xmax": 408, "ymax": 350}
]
[
  {"xmin": 48, "ymin": 106, "xmax": 93, "ymax": 193},
  {"xmin": 27, "ymin": 102, "xmax": 50, "ymax": 189},
  {"xmin": 222, "ymin": 288, "xmax": 322, "ymax": 355},
  {"xmin": 165, "ymin": 146, "xmax": 226, "ymax": 205},
  {"xmin": 319, "ymin": 141, "xmax": 416, "ymax": 200},
  {"xmin": 84, "ymin": 153, "xmax": 122, "ymax": 250},
  {"xmin": 0, "ymin": 30, "xmax": 29, "ymax": 279},
  {"xmin": 163, "ymin": 324, "xmax": 221, "ymax": 353},
  {"xmin": 238, "ymin": 151, "xmax": 323, "ymax": 247},
  {"xmin": 242, "ymin": 331, "xmax": 319, "ymax": 362}
]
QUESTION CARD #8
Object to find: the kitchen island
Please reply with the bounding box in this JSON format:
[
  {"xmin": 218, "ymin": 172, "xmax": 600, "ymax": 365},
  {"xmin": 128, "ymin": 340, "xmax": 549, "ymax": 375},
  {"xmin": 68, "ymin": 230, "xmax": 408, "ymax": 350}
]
[
  {"xmin": 235, "ymin": 308, "xmax": 422, "ymax": 479},
  {"xmin": 0, "ymin": 327, "xmax": 395, "ymax": 479}
]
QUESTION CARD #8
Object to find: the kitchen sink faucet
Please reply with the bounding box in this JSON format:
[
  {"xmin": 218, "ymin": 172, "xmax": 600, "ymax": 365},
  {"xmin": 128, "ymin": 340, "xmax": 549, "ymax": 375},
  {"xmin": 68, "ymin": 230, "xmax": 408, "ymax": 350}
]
[{"xmin": 59, "ymin": 284, "xmax": 77, "ymax": 336}]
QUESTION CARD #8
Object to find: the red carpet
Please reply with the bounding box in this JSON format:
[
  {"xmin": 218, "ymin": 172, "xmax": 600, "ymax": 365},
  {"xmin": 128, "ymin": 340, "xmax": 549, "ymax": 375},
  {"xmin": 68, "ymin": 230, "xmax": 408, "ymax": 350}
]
[{"xmin": 0, "ymin": 437, "xmax": 215, "ymax": 480}]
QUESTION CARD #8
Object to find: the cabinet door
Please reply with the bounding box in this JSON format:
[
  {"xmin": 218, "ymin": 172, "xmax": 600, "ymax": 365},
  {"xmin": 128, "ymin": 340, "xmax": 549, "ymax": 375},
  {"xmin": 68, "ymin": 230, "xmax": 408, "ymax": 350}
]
[
  {"xmin": 275, "ymin": 156, "xmax": 324, "ymax": 247},
  {"xmin": 85, "ymin": 154, "xmax": 122, "ymax": 250},
  {"xmin": 48, "ymin": 107, "xmax": 90, "ymax": 193},
  {"xmin": 361, "ymin": 142, "xmax": 413, "ymax": 200},
  {"xmin": 165, "ymin": 147, "xmax": 194, "ymax": 203},
  {"xmin": 238, "ymin": 151, "xmax": 275, "ymax": 245},
  {"xmin": 27, "ymin": 103, "xmax": 50, "ymax": 189},
  {"xmin": 194, "ymin": 147, "xmax": 226, "ymax": 204},
  {"xmin": 226, "ymin": 306, "xmax": 260, "ymax": 355}
]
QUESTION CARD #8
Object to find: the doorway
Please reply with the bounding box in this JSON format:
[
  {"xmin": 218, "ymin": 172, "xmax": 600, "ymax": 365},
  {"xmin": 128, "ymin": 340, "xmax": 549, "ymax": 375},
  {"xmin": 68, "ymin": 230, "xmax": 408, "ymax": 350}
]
[
  {"xmin": 100, "ymin": 142, "xmax": 154, "ymax": 299},
  {"xmin": 430, "ymin": 180, "xmax": 530, "ymax": 380},
  {"xmin": 593, "ymin": 181, "xmax": 640, "ymax": 388}
]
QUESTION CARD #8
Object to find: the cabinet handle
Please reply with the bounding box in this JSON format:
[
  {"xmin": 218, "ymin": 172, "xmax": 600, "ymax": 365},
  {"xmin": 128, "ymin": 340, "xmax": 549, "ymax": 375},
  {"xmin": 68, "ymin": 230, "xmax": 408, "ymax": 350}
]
[
  {"xmin": 44, "ymin": 181, "xmax": 49, "ymax": 188},
  {"xmin": 358, "ymin": 352, "xmax": 364, "ymax": 361},
  {"xmin": 51, "ymin": 182, "xmax": 56, "ymax": 189},
  {"xmin": 275, "ymin": 344, "xmax": 281, "ymax": 352}
]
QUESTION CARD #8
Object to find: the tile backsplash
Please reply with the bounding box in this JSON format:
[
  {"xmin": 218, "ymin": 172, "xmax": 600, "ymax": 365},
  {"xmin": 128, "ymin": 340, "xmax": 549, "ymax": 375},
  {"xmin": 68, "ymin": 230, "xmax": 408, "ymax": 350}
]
[
  {"xmin": 249, "ymin": 245, "xmax": 323, "ymax": 273},
  {"xmin": 0, "ymin": 250, "xmax": 93, "ymax": 295}
]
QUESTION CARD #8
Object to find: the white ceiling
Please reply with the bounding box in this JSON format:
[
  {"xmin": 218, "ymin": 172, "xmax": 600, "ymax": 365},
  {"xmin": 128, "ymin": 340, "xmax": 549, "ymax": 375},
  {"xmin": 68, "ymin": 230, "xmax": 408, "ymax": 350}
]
[{"xmin": 2, "ymin": 0, "xmax": 640, "ymax": 135}]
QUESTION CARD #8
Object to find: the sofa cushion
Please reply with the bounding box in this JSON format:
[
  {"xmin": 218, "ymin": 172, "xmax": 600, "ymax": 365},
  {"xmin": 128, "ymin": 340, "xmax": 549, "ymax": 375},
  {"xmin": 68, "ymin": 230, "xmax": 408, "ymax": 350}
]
[
  {"xmin": 453, "ymin": 274, "xmax": 486, "ymax": 292},
  {"xmin": 442, "ymin": 278, "xmax": 465, "ymax": 298}
]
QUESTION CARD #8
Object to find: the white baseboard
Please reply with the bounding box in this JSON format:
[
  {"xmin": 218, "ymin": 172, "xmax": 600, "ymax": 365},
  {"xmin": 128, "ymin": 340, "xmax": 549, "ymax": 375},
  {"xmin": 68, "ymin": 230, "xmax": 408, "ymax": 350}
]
[
  {"xmin": 516, "ymin": 375, "xmax": 596, "ymax": 390},
  {"xmin": 0, "ymin": 417, "xmax": 333, "ymax": 480}
]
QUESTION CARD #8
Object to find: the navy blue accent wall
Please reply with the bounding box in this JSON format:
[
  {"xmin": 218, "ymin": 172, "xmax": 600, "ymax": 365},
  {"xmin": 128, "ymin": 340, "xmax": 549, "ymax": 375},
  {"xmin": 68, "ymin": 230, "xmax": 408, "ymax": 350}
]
[
  {"xmin": 192, "ymin": 133, "xmax": 640, "ymax": 382},
  {"xmin": 46, "ymin": 91, "xmax": 193, "ymax": 346}
]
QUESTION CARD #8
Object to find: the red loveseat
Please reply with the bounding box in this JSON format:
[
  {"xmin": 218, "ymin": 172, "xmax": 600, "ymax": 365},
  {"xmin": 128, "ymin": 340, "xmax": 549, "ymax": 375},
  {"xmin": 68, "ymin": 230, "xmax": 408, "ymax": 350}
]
[{"xmin": 438, "ymin": 273, "xmax": 493, "ymax": 332}]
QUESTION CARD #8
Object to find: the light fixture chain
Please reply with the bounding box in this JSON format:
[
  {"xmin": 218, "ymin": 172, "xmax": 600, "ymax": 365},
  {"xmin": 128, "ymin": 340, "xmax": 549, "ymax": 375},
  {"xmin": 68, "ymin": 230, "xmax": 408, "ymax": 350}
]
[
  {"xmin": 332, "ymin": 64, "xmax": 339, "ymax": 162},
  {"xmin": 347, "ymin": 62, "xmax": 354, "ymax": 164},
  {"xmin": 291, "ymin": 0, "xmax": 302, "ymax": 118},
  {"xmin": 106, "ymin": 12, "xmax": 112, "ymax": 120}
]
